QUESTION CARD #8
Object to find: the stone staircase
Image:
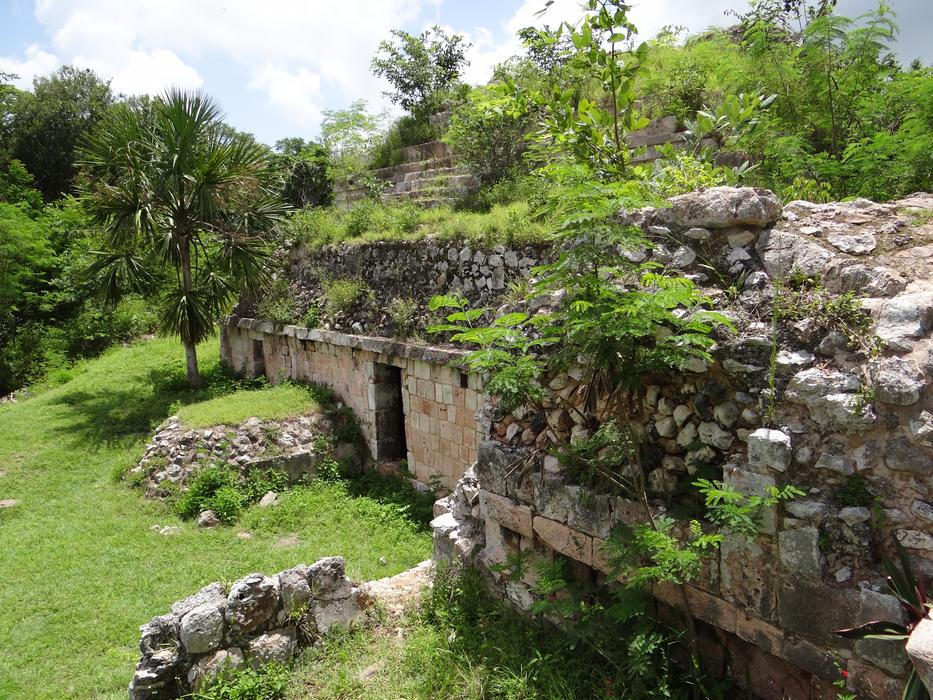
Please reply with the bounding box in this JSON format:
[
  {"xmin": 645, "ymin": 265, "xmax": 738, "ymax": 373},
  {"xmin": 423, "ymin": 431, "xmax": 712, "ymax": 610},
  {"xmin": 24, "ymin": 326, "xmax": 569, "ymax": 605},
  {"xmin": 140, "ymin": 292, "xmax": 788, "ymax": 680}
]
[{"xmin": 333, "ymin": 140, "xmax": 480, "ymax": 209}]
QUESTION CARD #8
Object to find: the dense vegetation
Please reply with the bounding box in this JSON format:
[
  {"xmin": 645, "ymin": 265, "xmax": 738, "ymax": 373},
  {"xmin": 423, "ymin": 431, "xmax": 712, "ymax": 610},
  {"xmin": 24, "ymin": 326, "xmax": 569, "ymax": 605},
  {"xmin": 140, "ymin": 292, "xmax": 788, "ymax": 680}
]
[{"xmin": 1, "ymin": 0, "xmax": 929, "ymax": 395}]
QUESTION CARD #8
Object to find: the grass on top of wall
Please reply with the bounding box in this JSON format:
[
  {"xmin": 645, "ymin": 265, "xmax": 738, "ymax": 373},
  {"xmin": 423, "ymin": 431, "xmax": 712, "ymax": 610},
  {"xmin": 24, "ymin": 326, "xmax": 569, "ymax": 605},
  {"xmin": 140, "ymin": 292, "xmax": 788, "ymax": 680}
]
[
  {"xmin": 285, "ymin": 200, "xmax": 551, "ymax": 252},
  {"xmin": 0, "ymin": 336, "xmax": 431, "ymax": 700},
  {"xmin": 175, "ymin": 383, "xmax": 322, "ymax": 427}
]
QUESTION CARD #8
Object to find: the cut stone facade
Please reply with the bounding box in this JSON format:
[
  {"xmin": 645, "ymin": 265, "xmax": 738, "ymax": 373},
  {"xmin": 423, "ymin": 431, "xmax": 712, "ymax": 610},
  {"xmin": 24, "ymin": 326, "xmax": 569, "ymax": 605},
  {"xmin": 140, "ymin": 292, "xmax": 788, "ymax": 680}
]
[{"xmin": 220, "ymin": 320, "xmax": 486, "ymax": 489}]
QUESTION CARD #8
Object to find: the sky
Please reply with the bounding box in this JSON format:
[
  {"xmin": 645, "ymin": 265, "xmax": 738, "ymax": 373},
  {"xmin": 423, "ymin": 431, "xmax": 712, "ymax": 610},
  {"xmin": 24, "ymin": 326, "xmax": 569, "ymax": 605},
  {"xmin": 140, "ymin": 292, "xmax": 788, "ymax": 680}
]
[{"xmin": 1, "ymin": 0, "xmax": 930, "ymax": 147}]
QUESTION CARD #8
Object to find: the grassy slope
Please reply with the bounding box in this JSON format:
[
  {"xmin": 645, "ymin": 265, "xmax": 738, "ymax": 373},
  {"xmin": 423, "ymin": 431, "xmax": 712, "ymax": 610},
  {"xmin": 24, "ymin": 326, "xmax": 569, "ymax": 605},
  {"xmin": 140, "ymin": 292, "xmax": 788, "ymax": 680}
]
[
  {"xmin": 0, "ymin": 337, "xmax": 430, "ymax": 699},
  {"xmin": 175, "ymin": 384, "xmax": 321, "ymax": 427}
]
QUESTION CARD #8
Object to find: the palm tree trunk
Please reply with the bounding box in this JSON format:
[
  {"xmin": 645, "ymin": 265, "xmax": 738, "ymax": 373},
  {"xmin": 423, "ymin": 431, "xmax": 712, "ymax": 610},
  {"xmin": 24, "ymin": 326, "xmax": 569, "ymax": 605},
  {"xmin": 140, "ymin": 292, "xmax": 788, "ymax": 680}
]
[
  {"xmin": 184, "ymin": 340, "xmax": 200, "ymax": 387},
  {"xmin": 179, "ymin": 236, "xmax": 202, "ymax": 387}
]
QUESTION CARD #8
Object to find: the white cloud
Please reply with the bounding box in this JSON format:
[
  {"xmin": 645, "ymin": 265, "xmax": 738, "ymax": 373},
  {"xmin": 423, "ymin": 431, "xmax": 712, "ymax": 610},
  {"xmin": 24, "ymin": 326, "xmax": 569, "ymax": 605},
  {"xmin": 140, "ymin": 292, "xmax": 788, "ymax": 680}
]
[
  {"xmin": 248, "ymin": 64, "xmax": 322, "ymax": 127},
  {"xmin": 0, "ymin": 44, "xmax": 59, "ymax": 88},
  {"xmin": 74, "ymin": 48, "xmax": 203, "ymax": 95},
  {"xmin": 15, "ymin": 0, "xmax": 431, "ymax": 127}
]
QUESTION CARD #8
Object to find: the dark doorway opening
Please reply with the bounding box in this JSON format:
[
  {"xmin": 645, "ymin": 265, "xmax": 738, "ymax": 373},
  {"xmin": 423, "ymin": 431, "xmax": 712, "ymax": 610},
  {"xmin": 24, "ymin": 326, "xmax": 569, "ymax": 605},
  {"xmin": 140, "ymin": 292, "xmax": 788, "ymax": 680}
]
[
  {"xmin": 252, "ymin": 339, "xmax": 265, "ymax": 377},
  {"xmin": 373, "ymin": 363, "xmax": 407, "ymax": 461}
]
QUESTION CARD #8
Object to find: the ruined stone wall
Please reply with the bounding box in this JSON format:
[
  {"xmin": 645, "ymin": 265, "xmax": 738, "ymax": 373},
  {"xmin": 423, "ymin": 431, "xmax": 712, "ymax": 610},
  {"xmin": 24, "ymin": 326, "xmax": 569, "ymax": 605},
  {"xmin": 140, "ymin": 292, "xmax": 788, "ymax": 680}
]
[
  {"xmin": 220, "ymin": 319, "xmax": 486, "ymax": 489},
  {"xmin": 128, "ymin": 557, "xmax": 364, "ymax": 699},
  {"xmin": 433, "ymin": 188, "xmax": 933, "ymax": 700},
  {"xmin": 278, "ymin": 238, "xmax": 549, "ymax": 337}
]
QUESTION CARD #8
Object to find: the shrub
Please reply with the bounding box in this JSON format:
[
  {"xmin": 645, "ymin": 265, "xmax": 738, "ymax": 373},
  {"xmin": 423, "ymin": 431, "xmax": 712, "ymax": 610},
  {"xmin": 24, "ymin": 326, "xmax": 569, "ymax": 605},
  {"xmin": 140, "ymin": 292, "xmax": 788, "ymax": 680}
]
[
  {"xmin": 208, "ymin": 485, "xmax": 245, "ymax": 523},
  {"xmin": 387, "ymin": 297, "xmax": 418, "ymax": 338},
  {"xmin": 323, "ymin": 279, "xmax": 371, "ymax": 317},
  {"xmin": 255, "ymin": 277, "xmax": 298, "ymax": 325},
  {"xmin": 446, "ymin": 84, "xmax": 534, "ymax": 184},
  {"xmin": 190, "ymin": 662, "xmax": 289, "ymax": 700},
  {"xmin": 174, "ymin": 465, "xmax": 239, "ymax": 520}
]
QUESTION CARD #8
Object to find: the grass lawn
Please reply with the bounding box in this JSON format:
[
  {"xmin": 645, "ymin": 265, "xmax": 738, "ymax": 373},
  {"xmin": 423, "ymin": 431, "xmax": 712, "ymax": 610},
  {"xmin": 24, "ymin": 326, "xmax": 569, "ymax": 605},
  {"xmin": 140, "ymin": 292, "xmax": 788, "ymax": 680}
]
[
  {"xmin": 175, "ymin": 384, "xmax": 322, "ymax": 428},
  {"xmin": 0, "ymin": 337, "xmax": 431, "ymax": 700}
]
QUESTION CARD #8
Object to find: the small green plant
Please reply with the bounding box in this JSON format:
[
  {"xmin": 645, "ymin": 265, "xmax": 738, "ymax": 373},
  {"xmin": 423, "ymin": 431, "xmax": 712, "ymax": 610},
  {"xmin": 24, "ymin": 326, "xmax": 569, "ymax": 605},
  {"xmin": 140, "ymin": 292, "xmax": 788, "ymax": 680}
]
[
  {"xmin": 316, "ymin": 456, "xmax": 342, "ymax": 482},
  {"xmin": 835, "ymin": 474, "xmax": 875, "ymax": 508},
  {"xmin": 775, "ymin": 286, "xmax": 880, "ymax": 356},
  {"xmin": 302, "ymin": 306, "xmax": 320, "ymax": 329},
  {"xmin": 694, "ymin": 478, "xmax": 804, "ymax": 539},
  {"xmin": 255, "ymin": 277, "xmax": 298, "ymax": 325},
  {"xmin": 322, "ymin": 279, "xmax": 371, "ymax": 317},
  {"xmin": 185, "ymin": 662, "xmax": 290, "ymax": 699},
  {"xmin": 174, "ymin": 465, "xmax": 240, "ymax": 521},
  {"xmin": 387, "ymin": 297, "xmax": 419, "ymax": 338}
]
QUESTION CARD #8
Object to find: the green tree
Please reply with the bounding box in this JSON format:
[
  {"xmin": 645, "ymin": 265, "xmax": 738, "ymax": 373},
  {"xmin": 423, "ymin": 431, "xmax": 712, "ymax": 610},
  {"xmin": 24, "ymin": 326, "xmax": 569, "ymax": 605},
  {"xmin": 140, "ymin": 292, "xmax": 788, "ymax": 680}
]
[
  {"xmin": 274, "ymin": 137, "xmax": 332, "ymax": 209},
  {"xmin": 11, "ymin": 66, "xmax": 114, "ymax": 200},
  {"xmin": 79, "ymin": 89, "xmax": 288, "ymax": 386},
  {"xmin": 371, "ymin": 25, "xmax": 470, "ymax": 117},
  {"xmin": 320, "ymin": 100, "xmax": 383, "ymax": 209}
]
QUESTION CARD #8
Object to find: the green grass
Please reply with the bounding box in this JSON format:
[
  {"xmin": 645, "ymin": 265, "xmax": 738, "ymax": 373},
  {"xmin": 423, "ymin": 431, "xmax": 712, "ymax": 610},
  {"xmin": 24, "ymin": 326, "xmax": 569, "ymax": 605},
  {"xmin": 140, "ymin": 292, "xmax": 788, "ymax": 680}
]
[
  {"xmin": 282, "ymin": 567, "xmax": 695, "ymax": 700},
  {"xmin": 285, "ymin": 200, "xmax": 551, "ymax": 251},
  {"xmin": 176, "ymin": 384, "xmax": 321, "ymax": 427},
  {"xmin": 0, "ymin": 337, "xmax": 431, "ymax": 699}
]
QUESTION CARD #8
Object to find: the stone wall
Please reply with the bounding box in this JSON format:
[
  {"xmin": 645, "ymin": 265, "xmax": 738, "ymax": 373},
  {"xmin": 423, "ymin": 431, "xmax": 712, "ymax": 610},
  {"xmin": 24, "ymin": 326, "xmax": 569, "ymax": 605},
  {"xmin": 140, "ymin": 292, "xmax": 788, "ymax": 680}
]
[
  {"xmin": 433, "ymin": 188, "xmax": 933, "ymax": 700},
  {"xmin": 129, "ymin": 557, "xmax": 364, "ymax": 699},
  {"xmin": 220, "ymin": 321, "xmax": 487, "ymax": 489},
  {"xmin": 279, "ymin": 238, "xmax": 549, "ymax": 337}
]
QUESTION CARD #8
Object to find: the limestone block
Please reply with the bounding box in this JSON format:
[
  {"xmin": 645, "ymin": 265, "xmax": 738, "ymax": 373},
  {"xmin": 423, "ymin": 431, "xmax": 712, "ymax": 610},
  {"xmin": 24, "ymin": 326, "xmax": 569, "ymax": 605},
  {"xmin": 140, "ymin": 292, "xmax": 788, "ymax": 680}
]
[
  {"xmin": 657, "ymin": 186, "xmax": 781, "ymax": 229},
  {"xmin": 876, "ymin": 292, "xmax": 933, "ymax": 352},
  {"xmin": 778, "ymin": 578, "xmax": 852, "ymax": 644},
  {"xmin": 854, "ymin": 587, "xmax": 909, "ymax": 675},
  {"xmin": 533, "ymin": 516, "xmax": 592, "ymax": 566},
  {"xmin": 225, "ymin": 574, "xmax": 280, "ymax": 638},
  {"xmin": 180, "ymin": 603, "xmax": 225, "ymax": 654},
  {"xmin": 778, "ymin": 527, "xmax": 822, "ymax": 577},
  {"xmin": 278, "ymin": 565, "xmax": 311, "ymax": 616},
  {"xmin": 747, "ymin": 428, "xmax": 792, "ymax": 473},
  {"xmin": 724, "ymin": 464, "xmax": 777, "ymax": 534},
  {"xmin": 187, "ymin": 647, "xmax": 244, "ymax": 690},
  {"xmin": 699, "ymin": 420, "xmax": 734, "ymax": 450},
  {"xmin": 871, "ymin": 357, "xmax": 925, "ymax": 405},
  {"xmin": 246, "ymin": 626, "xmax": 297, "ymax": 668},
  {"xmin": 479, "ymin": 490, "xmax": 533, "ymax": 537},
  {"xmin": 907, "ymin": 615, "xmax": 933, "ymax": 693},
  {"xmin": 885, "ymin": 437, "xmax": 933, "ymax": 474}
]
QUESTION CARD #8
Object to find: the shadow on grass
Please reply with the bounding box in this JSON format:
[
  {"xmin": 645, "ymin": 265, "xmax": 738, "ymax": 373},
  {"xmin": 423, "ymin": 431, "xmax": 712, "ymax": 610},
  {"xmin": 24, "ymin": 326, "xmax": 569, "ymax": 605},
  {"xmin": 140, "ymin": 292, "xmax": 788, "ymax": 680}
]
[
  {"xmin": 342, "ymin": 471, "xmax": 436, "ymax": 532},
  {"xmin": 46, "ymin": 363, "xmax": 268, "ymax": 448}
]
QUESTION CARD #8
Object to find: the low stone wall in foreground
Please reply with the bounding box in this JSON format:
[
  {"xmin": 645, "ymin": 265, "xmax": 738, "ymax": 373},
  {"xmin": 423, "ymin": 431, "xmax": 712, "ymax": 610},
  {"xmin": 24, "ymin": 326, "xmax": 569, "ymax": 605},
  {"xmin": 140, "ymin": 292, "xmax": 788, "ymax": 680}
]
[{"xmin": 129, "ymin": 557, "xmax": 364, "ymax": 699}]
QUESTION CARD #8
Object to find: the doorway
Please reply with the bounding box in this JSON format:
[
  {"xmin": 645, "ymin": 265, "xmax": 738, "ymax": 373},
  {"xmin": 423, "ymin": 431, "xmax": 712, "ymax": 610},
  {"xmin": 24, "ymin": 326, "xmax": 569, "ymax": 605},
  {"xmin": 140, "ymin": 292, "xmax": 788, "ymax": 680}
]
[{"xmin": 373, "ymin": 363, "xmax": 407, "ymax": 461}]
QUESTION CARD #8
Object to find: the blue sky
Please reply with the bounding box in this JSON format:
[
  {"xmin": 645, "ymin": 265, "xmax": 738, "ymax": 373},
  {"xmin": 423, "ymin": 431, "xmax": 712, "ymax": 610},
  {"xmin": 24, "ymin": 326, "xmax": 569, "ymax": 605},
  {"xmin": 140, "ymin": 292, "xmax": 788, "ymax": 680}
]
[{"xmin": 1, "ymin": 0, "xmax": 929, "ymax": 147}]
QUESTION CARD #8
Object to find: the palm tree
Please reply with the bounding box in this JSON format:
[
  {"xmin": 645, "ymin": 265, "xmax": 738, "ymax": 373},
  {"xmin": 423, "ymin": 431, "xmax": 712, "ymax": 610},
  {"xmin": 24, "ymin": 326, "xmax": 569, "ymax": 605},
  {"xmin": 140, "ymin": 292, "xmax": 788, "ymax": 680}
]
[{"xmin": 79, "ymin": 89, "xmax": 288, "ymax": 386}]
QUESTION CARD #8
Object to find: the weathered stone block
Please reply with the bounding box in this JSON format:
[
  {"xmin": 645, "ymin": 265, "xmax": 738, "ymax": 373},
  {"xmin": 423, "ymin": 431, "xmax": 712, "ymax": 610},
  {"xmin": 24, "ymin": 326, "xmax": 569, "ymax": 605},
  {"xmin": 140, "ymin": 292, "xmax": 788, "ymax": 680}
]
[
  {"xmin": 907, "ymin": 615, "xmax": 933, "ymax": 693},
  {"xmin": 746, "ymin": 428, "xmax": 792, "ymax": 473},
  {"xmin": 854, "ymin": 587, "xmax": 909, "ymax": 676},
  {"xmin": 778, "ymin": 527, "xmax": 822, "ymax": 577},
  {"xmin": 180, "ymin": 603, "xmax": 225, "ymax": 654},
  {"xmin": 246, "ymin": 626, "xmax": 297, "ymax": 668},
  {"xmin": 533, "ymin": 516, "xmax": 592, "ymax": 566},
  {"xmin": 225, "ymin": 574, "xmax": 280, "ymax": 639},
  {"xmin": 479, "ymin": 490, "xmax": 533, "ymax": 537},
  {"xmin": 777, "ymin": 578, "xmax": 852, "ymax": 644}
]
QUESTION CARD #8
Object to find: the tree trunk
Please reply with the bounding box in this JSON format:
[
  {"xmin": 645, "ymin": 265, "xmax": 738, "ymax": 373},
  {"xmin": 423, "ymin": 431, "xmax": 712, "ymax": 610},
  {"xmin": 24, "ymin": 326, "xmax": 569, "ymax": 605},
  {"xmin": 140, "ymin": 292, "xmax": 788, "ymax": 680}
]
[
  {"xmin": 184, "ymin": 339, "xmax": 201, "ymax": 387},
  {"xmin": 179, "ymin": 235, "xmax": 202, "ymax": 387}
]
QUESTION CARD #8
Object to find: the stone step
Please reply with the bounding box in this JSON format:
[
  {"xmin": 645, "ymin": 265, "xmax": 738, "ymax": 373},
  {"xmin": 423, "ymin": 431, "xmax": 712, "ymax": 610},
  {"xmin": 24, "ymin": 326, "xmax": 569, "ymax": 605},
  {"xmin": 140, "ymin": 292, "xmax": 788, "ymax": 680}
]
[
  {"xmin": 370, "ymin": 156, "xmax": 454, "ymax": 181},
  {"xmin": 408, "ymin": 174, "xmax": 478, "ymax": 193},
  {"xmin": 396, "ymin": 140, "xmax": 451, "ymax": 164},
  {"xmin": 403, "ymin": 165, "xmax": 471, "ymax": 184}
]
